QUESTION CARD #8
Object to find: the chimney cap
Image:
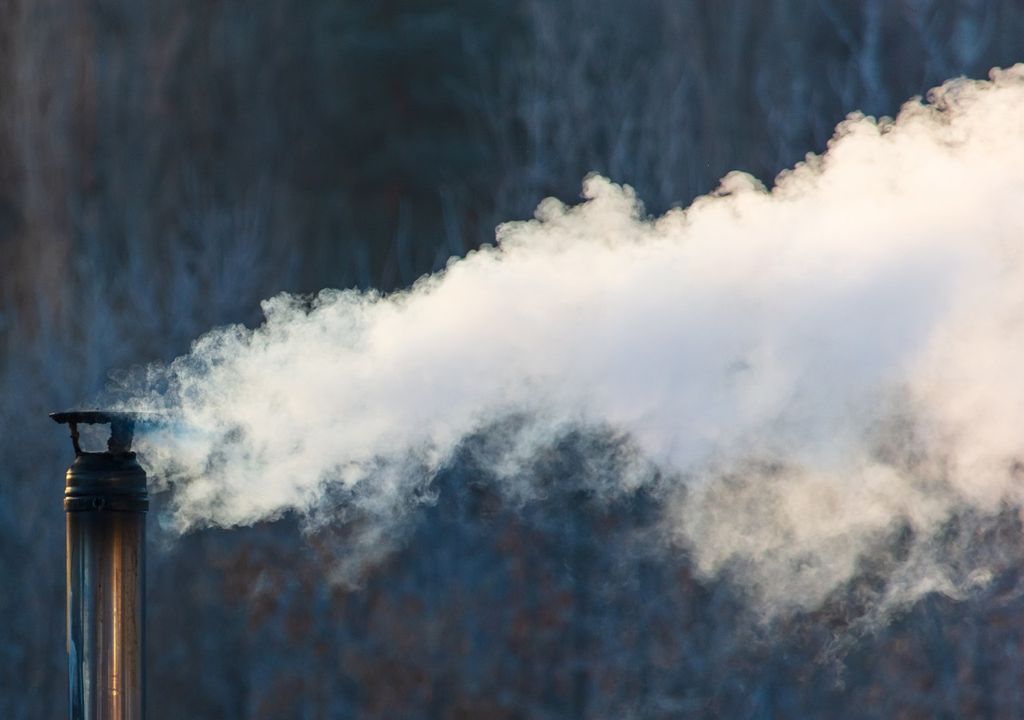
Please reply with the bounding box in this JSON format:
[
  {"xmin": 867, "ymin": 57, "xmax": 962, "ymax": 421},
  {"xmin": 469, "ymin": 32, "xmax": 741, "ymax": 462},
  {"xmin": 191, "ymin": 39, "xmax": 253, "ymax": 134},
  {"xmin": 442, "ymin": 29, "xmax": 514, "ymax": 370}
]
[
  {"xmin": 49, "ymin": 410, "xmax": 158, "ymax": 426},
  {"xmin": 50, "ymin": 410, "xmax": 162, "ymax": 456}
]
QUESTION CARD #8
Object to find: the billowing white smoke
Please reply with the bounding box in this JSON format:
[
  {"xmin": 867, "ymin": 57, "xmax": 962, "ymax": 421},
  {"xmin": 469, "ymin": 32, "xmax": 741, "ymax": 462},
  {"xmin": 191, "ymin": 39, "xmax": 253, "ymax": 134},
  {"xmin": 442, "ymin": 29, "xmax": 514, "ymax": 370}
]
[{"xmin": 125, "ymin": 66, "xmax": 1024, "ymax": 617}]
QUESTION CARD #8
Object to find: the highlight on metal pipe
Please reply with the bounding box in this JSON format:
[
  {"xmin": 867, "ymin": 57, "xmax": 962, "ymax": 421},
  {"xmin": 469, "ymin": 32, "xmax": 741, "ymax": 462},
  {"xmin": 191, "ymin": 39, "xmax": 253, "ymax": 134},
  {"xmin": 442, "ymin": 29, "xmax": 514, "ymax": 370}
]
[{"xmin": 51, "ymin": 410, "xmax": 149, "ymax": 720}]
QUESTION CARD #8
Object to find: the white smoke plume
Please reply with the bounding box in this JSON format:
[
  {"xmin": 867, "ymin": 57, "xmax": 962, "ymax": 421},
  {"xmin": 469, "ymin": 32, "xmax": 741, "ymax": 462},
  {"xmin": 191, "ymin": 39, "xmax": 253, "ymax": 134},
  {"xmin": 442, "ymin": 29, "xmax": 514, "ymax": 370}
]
[{"xmin": 123, "ymin": 66, "xmax": 1024, "ymax": 617}]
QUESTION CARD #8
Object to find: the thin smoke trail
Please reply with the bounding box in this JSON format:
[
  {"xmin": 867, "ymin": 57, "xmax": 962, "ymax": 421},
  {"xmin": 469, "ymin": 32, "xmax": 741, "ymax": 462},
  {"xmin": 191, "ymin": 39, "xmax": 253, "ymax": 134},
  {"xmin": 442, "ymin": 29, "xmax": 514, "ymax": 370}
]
[{"xmin": 120, "ymin": 65, "xmax": 1024, "ymax": 617}]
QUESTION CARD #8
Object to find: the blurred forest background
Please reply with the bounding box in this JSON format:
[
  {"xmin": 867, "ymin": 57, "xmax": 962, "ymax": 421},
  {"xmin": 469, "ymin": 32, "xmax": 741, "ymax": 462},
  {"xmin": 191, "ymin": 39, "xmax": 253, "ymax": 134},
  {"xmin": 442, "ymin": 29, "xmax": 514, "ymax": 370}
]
[{"xmin": 3, "ymin": 0, "xmax": 1024, "ymax": 717}]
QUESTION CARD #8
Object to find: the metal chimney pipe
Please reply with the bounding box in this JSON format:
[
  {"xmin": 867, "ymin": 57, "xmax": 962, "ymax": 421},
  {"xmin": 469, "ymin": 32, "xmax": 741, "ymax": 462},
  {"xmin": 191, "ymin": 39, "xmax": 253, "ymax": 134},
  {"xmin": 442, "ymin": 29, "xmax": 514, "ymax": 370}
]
[{"xmin": 52, "ymin": 411, "xmax": 148, "ymax": 720}]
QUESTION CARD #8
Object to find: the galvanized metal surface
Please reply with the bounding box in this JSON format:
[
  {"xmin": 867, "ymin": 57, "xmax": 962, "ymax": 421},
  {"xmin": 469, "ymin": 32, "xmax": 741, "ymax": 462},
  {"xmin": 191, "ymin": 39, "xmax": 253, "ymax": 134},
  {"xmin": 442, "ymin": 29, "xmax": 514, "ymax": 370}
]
[
  {"xmin": 54, "ymin": 412, "xmax": 148, "ymax": 720},
  {"xmin": 67, "ymin": 508, "xmax": 146, "ymax": 719}
]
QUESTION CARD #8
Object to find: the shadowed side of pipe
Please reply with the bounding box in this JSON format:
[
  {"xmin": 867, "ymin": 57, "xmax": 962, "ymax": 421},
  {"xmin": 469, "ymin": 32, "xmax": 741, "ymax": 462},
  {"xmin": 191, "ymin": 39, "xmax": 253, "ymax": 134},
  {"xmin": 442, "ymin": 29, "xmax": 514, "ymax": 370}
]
[{"xmin": 53, "ymin": 412, "xmax": 149, "ymax": 720}]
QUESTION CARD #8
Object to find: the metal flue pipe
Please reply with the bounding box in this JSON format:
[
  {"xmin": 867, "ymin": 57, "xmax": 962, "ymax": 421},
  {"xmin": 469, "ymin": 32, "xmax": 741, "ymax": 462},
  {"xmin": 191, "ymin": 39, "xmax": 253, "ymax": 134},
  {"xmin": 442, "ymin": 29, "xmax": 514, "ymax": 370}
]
[{"xmin": 51, "ymin": 411, "xmax": 148, "ymax": 720}]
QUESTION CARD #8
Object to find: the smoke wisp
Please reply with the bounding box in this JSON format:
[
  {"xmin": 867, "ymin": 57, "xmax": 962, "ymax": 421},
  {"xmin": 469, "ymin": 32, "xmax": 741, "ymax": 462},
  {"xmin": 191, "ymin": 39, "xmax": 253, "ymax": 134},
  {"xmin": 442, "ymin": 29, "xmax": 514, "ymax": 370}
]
[{"xmin": 123, "ymin": 66, "xmax": 1024, "ymax": 617}]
